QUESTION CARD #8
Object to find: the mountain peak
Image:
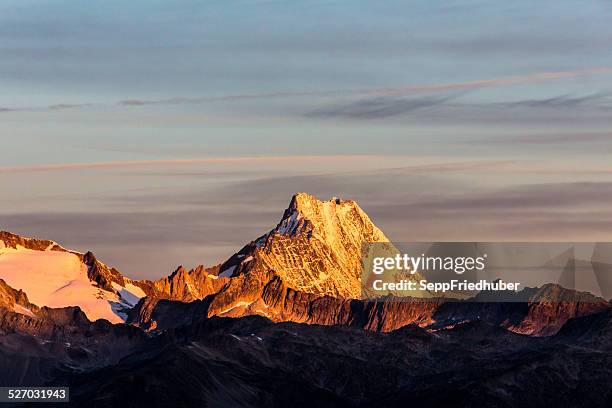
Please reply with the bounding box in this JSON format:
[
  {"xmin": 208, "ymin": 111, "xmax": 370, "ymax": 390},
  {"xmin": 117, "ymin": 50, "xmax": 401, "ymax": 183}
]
[
  {"xmin": 285, "ymin": 192, "xmax": 356, "ymax": 217},
  {"xmin": 289, "ymin": 192, "xmax": 350, "ymax": 209},
  {"xmin": 276, "ymin": 193, "xmax": 388, "ymax": 243},
  {"xmin": 227, "ymin": 192, "xmax": 388, "ymax": 298},
  {"xmin": 156, "ymin": 192, "xmax": 392, "ymax": 300}
]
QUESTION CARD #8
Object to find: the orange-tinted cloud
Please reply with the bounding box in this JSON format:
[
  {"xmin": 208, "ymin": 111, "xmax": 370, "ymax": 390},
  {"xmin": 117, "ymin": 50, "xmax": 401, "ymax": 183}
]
[{"xmin": 0, "ymin": 155, "xmax": 380, "ymax": 174}]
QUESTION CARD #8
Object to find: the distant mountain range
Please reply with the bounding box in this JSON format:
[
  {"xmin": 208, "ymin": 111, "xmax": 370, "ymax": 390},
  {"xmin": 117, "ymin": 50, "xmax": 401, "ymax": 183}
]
[{"xmin": 1, "ymin": 193, "xmax": 611, "ymax": 407}]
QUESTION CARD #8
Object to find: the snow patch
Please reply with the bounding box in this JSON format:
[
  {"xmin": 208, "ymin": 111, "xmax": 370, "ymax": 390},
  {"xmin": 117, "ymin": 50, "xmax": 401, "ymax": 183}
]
[
  {"xmin": 219, "ymin": 265, "xmax": 236, "ymax": 278},
  {"xmin": 0, "ymin": 247, "xmax": 127, "ymax": 323},
  {"xmin": 13, "ymin": 304, "xmax": 35, "ymax": 317},
  {"xmin": 255, "ymin": 235, "xmax": 268, "ymax": 248},
  {"xmin": 218, "ymin": 300, "xmax": 254, "ymax": 315},
  {"xmin": 126, "ymin": 283, "xmax": 146, "ymax": 299},
  {"xmin": 111, "ymin": 282, "xmax": 146, "ymax": 307},
  {"xmin": 277, "ymin": 211, "xmax": 300, "ymax": 235}
]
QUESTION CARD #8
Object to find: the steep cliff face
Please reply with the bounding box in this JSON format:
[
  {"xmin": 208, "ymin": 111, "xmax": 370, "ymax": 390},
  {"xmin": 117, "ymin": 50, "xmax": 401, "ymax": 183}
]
[
  {"xmin": 133, "ymin": 275, "xmax": 609, "ymax": 336},
  {"xmin": 508, "ymin": 284, "xmax": 610, "ymax": 336},
  {"xmin": 0, "ymin": 278, "xmax": 39, "ymax": 318}
]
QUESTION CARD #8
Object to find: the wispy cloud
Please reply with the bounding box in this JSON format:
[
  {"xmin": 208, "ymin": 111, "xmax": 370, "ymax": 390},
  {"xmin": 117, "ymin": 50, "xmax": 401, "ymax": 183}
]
[
  {"xmin": 409, "ymin": 182, "xmax": 612, "ymax": 212},
  {"xmin": 2, "ymin": 67, "xmax": 612, "ymax": 113},
  {"xmin": 0, "ymin": 103, "xmax": 95, "ymax": 113},
  {"xmin": 4, "ymin": 164, "xmax": 612, "ymax": 277},
  {"xmin": 305, "ymin": 94, "xmax": 461, "ymax": 119},
  {"xmin": 475, "ymin": 132, "xmax": 612, "ymax": 146},
  {"xmin": 0, "ymin": 155, "xmax": 379, "ymax": 174},
  {"xmin": 502, "ymin": 92, "xmax": 612, "ymax": 109}
]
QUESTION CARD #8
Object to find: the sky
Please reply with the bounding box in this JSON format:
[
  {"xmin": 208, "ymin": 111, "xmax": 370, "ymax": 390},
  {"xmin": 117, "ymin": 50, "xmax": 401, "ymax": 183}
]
[{"xmin": 1, "ymin": 0, "xmax": 612, "ymax": 279}]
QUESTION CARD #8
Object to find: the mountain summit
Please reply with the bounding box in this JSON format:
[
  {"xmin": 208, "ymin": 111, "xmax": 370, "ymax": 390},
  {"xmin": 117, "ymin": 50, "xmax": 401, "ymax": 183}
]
[
  {"xmin": 228, "ymin": 192, "xmax": 390, "ymax": 298},
  {"xmin": 154, "ymin": 192, "xmax": 392, "ymax": 301}
]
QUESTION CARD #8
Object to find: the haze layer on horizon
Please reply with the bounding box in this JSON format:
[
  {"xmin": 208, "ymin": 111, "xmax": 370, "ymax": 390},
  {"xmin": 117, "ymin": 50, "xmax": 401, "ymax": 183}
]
[{"xmin": 1, "ymin": 0, "xmax": 612, "ymax": 279}]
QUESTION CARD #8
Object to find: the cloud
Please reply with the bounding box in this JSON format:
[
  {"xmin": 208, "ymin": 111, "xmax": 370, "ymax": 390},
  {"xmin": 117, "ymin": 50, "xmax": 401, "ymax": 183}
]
[
  {"xmin": 355, "ymin": 181, "xmax": 612, "ymax": 243},
  {"xmin": 0, "ymin": 208, "xmax": 277, "ymax": 279},
  {"xmin": 48, "ymin": 103, "xmax": 95, "ymax": 110},
  {"xmin": 0, "ymin": 155, "xmax": 378, "ymax": 174},
  {"xmin": 4, "ymin": 164, "xmax": 612, "ymax": 278},
  {"xmin": 424, "ymin": 34, "xmax": 612, "ymax": 57},
  {"xmin": 475, "ymin": 132, "xmax": 612, "ymax": 146},
  {"xmin": 354, "ymin": 67, "xmax": 612, "ymax": 98},
  {"xmin": 305, "ymin": 94, "xmax": 461, "ymax": 119},
  {"xmin": 2, "ymin": 66, "xmax": 611, "ymax": 113},
  {"xmin": 502, "ymin": 92, "xmax": 612, "ymax": 109},
  {"xmin": 406, "ymin": 182, "xmax": 612, "ymax": 212},
  {"xmin": 0, "ymin": 103, "xmax": 96, "ymax": 113}
]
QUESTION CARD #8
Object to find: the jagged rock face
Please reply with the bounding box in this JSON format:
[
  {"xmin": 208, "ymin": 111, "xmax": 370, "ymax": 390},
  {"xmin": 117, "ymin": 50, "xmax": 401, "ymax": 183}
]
[
  {"xmin": 219, "ymin": 193, "xmax": 391, "ymax": 299},
  {"xmin": 82, "ymin": 251, "xmax": 127, "ymax": 292},
  {"xmin": 508, "ymin": 284, "xmax": 610, "ymax": 336},
  {"xmin": 133, "ymin": 274, "xmax": 610, "ymax": 336},
  {"xmin": 152, "ymin": 265, "xmax": 227, "ymax": 302},
  {"xmin": 0, "ymin": 279, "xmax": 38, "ymax": 317},
  {"xmin": 0, "ymin": 231, "xmax": 64, "ymax": 252}
]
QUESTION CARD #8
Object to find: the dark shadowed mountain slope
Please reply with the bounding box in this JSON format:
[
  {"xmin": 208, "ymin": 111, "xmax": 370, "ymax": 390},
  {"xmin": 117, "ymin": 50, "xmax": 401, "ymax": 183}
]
[{"xmin": 63, "ymin": 310, "xmax": 612, "ymax": 408}]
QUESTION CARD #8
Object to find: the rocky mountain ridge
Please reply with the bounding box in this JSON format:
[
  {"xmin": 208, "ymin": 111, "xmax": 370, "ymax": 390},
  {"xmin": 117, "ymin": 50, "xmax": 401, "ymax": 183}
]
[
  {"xmin": 1, "ymin": 193, "xmax": 612, "ymax": 407},
  {"xmin": 2, "ymin": 193, "xmax": 610, "ymax": 336}
]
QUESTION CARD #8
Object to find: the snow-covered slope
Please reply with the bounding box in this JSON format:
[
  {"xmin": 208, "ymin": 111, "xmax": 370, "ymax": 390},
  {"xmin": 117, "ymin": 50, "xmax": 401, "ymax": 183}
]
[{"xmin": 0, "ymin": 244, "xmax": 144, "ymax": 323}]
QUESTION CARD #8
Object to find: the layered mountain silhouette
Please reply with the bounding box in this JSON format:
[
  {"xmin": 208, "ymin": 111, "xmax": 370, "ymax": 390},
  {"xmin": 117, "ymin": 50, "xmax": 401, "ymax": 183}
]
[
  {"xmin": 1, "ymin": 193, "xmax": 611, "ymax": 407},
  {"xmin": 1, "ymin": 194, "xmax": 610, "ymax": 333}
]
